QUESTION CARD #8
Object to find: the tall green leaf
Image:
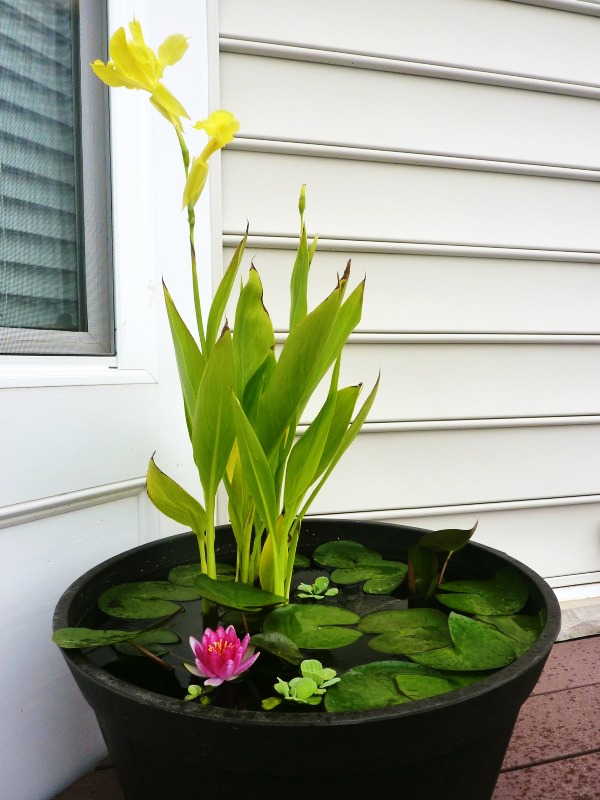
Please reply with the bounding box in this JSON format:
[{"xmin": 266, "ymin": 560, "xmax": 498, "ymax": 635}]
[
  {"xmin": 300, "ymin": 375, "xmax": 379, "ymax": 516},
  {"xmin": 314, "ymin": 384, "xmax": 361, "ymax": 478},
  {"xmin": 256, "ymin": 280, "xmax": 345, "ymax": 456},
  {"xmin": 146, "ymin": 457, "xmax": 206, "ymax": 535},
  {"xmin": 163, "ymin": 282, "xmax": 205, "ymax": 436},
  {"xmin": 283, "ymin": 359, "xmax": 340, "ymax": 513},
  {"xmin": 192, "ymin": 329, "xmax": 236, "ymax": 501},
  {"xmin": 305, "ymin": 275, "xmax": 364, "ymax": 409},
  {"xmin": 233, "ymin": 267, "xmax": 275, "ymax": 400},
  {"xmin": 205, "ymin": 228, "xmax": 248, "ymax": 354},
  {"xmin": 231, "ymin": 396, "xmax": 278, "ymax": 535}
]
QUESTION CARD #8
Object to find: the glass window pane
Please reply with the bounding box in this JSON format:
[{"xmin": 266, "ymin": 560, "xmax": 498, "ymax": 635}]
[{"xmin": 0, "ymin": 0, "xmax": 113, "ymax": 354}]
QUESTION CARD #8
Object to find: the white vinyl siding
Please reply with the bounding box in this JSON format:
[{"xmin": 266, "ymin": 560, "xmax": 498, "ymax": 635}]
[{"xmin": 215, "ymin": 0, "xmax": 600, "ymax": 591}]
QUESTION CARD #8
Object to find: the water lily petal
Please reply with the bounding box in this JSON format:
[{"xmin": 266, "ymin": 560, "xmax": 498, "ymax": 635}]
[{"xmin": 189, "ymin": 625, "xmax": 260, "ymax": 685}]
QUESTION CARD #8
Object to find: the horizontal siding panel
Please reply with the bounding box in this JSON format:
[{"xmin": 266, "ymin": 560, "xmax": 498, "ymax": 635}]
[
  {"xmin": 0, "ymin": 384, "xmax": 158, "ymax": 508},
  {"xmin": 221, "ymin": 53, "xmax": 600, "ymax": 169},
  {"xmin": 223, "ymin": 247, "xmax": 600, "ymax": 334},
  {"xmin": 221, "ymin": 151, "xmax": 600, "ymax": 251},
  {"xmin": 219, "ymin": 0, "xmax": 600, "ymax": 87},
  {"xmin": 306, "ymin": 424, "xmax": 600, "ymax": 514},
  {"xmin": 333, "ymin": 502, "xmax": 600, "ymax": 581},
  {"xmin": 299, "ymin": 343, "xmax": 600, "ymax": 422}
]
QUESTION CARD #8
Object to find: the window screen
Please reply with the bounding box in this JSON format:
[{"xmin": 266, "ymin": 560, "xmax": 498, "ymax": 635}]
[{"xmin": 0, "ymin": 0, "xmax": 113, "ymax": 355}]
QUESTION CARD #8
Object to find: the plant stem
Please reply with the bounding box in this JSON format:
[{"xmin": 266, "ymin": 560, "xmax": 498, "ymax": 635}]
[
  {"xmin": 131, "ymin": 643, "xmax": 173, "ymax": 670},
  {"xmin": 188, "ymin": 207, "xmax": 207, "ymax": 352},
  {"xmin": 284, "ymin": 518, "xmax": 301, "ymax": 599},
  {"xmin": 438, "ymin": 552, "xmax": 453, "ymax": 585},
  {"xmin": 205, "ymin": 494, "xmax": 217, "ymax": 579},
  {"xmin": 175, "ymin": 126, "xmax": 206, "ymax": 352}
]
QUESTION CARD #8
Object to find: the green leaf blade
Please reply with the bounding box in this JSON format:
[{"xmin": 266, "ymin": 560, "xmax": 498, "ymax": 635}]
[
  {"xmin": 146, "ymin": 457, "xmax": 206, "ymax": 536},
  {"xmin": 192, "ymin": 329, "xmax": 236, "ymax": 501},
  {"xmin": 206, "ymin": 229, "xmax": 248, "ymax": 354},
  {"xmin": 193, "ymin": 573, "xmax": 285, "ymax": 611},
  {"xmin": 163, "ymin": 282, "xmax": 205, "ymax": 436}
]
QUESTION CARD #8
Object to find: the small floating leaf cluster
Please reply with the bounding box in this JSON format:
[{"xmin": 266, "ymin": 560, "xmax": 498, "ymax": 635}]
[{"xmin": 53, "ymin": 524, "xmax": 545, "ymax": 712}]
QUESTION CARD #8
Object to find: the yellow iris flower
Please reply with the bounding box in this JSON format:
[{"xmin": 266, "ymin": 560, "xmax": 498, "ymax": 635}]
[
  {"xmin": 194, "ymin": 110, "xmax": 240, "ymax": 154},
  {"xmin": 91, "ymin": 20, "xmax": 190, "ymax": 129},
  {"xmin": 182, "ymin": 111, "xmax": 240, "ymax": 208}
]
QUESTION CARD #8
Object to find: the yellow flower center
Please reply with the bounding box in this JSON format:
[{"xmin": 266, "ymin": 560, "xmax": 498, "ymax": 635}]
[{"xmin": 208, "ymin": 639, "xmax": 235, "ymax": 657}]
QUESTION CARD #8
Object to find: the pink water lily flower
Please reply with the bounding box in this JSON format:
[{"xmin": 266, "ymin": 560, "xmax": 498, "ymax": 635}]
[{"xmin": 188, "ymin": 625, "xmax": 259, "ymax": 687}]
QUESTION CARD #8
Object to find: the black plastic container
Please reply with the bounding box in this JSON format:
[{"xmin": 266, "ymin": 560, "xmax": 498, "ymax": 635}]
[{"xmin": 53, "ymin": 520, "xmax": 561, "ymax": 800}]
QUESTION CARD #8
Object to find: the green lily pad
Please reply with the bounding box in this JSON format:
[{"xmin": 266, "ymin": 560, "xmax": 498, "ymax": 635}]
[
  {"xmin": 358, "ymin": 608, "xmax": 452, "ymax": 654},
  {"xmin": 409, "ymin": 612, "xmax": 518, "ymax": 671},
  {"xmin": 313, "ymin": 540, "xmax": 407, "ymax": 593},
  {"xmin": 263, "ymin": 604, "xmax": 361, "ymax": 649},
  {"xmin": 168, "ymin": 563, "xmax": 235, "ymax": 587},
  {"xmin": 249, "ymin": 632, "xmax": 303, "ymax": 664},
  {"xmin": 436, "ymin": 566, "xmax": 529, "ymax": 615},
  {"xmin": 193, "ymin": 573, "xmax": 286, "ymax": 611},
  {"xmin": 293, "ymin": 554, "xmax": 311, "ymax": 569},
  {"xmin": 325, "ymin": 659, "xmax": 486, "ymax": 711},
  {"xmin": 475, "ymin": 611, "xmax": 545, "ymax": 657},
  {"xmin": 313, "ymin": 539, "xmax": 385, "ymax": 568},
  {"xmin": 325, "ymin": 661, "xmax": 427, "ymax": 712},
  {"xmin": 52, "ymin": 626, "xmax": 153, "ymax": 649},
  {"xmin": 395, "ymin": 670, "xmax": 481, "ymax": 701},
  {"xmin": 98, "ymin": 581, "xmax": 201, "ymax": 619}
]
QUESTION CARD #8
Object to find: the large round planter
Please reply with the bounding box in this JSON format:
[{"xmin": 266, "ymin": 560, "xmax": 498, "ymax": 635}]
[{"xmin": 53, "ymin": 519, "xmax": 561, "ymax": 800}]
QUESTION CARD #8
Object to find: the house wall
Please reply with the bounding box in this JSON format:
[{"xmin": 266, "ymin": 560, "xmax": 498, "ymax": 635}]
[
  {"xmin": 215, "ymin": 0, "xmax": 600, "ymax": 595},
  {"xmin": 2, "ymin": 2, "xmax": 599, "ymax": 799}
]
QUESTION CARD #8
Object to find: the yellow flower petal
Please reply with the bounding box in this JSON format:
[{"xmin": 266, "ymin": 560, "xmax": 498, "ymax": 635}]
[
  {"xmin": 158, "ymin": 34, "xmax": 189, "ymax": 69},
  {"xmin": 193, "ymin": 110, "xmax": 239, "ymax": 147},
  {"xmin": 182, "ymin": 157, "xmax": 208, "ymax": 209},
  {"xmin": 90, "ymin": 60, "xmax": 133, "ymax": 89},
  {"xmin": 128, "ymin": 19, "xmax": 145, "ymax": 46},
  {"xmin": 109, "ymin": 27, "xmax": 153, "ymax": 90},
  {"xmin": 149, "ymin": 95, "xmax": 182, "ymax": 130},
  {"xmin": 151, "ymin": 82, "xmax": 190, "ymax": 122},
  {"xmin": 127, "ymin": 20, "xmax": 160, "ymax": 84}
]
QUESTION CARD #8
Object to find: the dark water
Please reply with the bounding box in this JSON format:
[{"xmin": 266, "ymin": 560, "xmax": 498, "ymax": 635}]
[{"xmin": 87, "ymin": 559, "xmax": 418, "ymax": 712}]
